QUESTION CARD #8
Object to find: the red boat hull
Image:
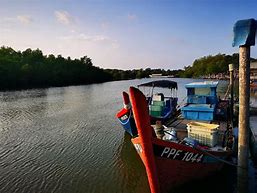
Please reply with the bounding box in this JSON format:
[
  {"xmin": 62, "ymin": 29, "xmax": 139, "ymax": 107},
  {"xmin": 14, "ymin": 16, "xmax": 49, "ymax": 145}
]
[
  {"xmin": 129, "ymin": 86, "xmax": 231, "ymax": 193},
  {"xmin": 132, "ymin": 136, "xmax": 228, "ymax": 192}
]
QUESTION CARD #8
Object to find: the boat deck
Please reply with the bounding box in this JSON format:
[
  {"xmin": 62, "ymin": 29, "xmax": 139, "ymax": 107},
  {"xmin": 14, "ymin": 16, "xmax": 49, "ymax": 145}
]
[{"xmin": 164, "ymin": 117, "xmax": 229, "ymax": 147}]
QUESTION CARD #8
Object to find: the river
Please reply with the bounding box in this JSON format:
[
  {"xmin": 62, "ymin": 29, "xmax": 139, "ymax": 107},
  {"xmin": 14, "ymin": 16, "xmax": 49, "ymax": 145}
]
[{"xmin": 0, "ymin": 78, "xmax": 255, "ymax": 193}]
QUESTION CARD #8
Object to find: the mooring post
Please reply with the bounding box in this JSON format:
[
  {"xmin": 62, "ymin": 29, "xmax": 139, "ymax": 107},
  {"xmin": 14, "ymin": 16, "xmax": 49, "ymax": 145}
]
[
  {"xmin": 233, "ymin": 18, "xmax": 257, "ymax": 193},
  {"xmin": 238, "ymin": 46, "xmax": 250, "ymax": 193},
  {"xmin": 229, "ymin": 63, "xmax": 234, "ymax": 126}
]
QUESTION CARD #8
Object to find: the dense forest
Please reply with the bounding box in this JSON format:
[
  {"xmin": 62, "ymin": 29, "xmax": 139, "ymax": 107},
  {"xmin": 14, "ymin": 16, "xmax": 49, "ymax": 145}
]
[
  {"xmin": 0, "ymin": 46, "xmax": 113, "ymax": 90},
  {"xmin": 179, "ymin": 53, "xmax": 257, "ymax": 78},
  {"xmin": 0, "ymin": 46, "xmax": 182, "ymax": 90},
  {"xmin": 1, "ymin": 46, "xmax": 256, "ymax": 90}
]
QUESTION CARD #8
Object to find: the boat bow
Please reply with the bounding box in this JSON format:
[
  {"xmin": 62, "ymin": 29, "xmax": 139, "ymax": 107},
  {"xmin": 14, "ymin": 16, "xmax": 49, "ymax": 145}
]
[{"xmin": 129, "ymin": 86, "xmax": 161, "ymax": 193}]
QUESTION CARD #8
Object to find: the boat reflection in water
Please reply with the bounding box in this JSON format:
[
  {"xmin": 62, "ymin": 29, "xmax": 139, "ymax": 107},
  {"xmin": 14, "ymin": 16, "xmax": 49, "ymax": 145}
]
[{"xmin": 115, "ymin": 133, "xmax": 151, "ymax": 193}]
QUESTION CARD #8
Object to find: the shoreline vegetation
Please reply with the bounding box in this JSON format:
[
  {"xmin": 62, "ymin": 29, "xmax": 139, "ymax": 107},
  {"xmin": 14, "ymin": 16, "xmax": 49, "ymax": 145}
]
[{"xmin": 1, "ymin": 46, "xmax": 257, "ymax": 91}]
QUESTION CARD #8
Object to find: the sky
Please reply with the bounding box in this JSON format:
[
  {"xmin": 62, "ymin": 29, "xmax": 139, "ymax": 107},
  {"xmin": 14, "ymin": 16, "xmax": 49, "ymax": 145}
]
[{"xmin": 0, "ymin": 0, "xmax": 257, "ymax": 70}]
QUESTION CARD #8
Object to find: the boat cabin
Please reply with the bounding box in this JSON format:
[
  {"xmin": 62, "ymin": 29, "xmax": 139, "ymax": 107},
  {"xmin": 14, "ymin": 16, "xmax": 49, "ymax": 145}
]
[
  {"xmin": 181, "ymin": 81, "xmax": 219, "ymax": 121},
  {"xmin": 138, "ymin": 80, "xmax": 178, "ymax": 121}
]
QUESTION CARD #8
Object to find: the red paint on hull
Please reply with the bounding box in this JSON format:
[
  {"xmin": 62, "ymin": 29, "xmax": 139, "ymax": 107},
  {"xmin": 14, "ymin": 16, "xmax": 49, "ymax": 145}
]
[
  {"xmin": 130, "ymin": 87, "xmax": 161, "ymax": 193},
  {"xmin": 132, "ymin": 136, "xmax": 228, "ymax": 193},
  {"xmin": 153, "ymin": 138, "xmax": 226, "ymax": 192},
  {"xmin": 122, "ymin": 91, "xmax": 130, "ymax": 106},
  {"xmin": 129, "ymin": 87, "xmax": 231, "ymax": 193}
]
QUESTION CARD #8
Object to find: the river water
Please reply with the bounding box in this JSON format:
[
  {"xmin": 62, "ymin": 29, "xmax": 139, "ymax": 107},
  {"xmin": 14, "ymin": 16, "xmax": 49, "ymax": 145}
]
[{"xmin": 0, "ymin": 78, "xmax": 255, "ymax": 193}]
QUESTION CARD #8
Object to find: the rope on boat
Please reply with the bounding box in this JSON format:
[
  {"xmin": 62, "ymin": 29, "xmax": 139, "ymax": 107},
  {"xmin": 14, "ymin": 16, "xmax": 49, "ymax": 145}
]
[
  {"xmin": 223, "ymin": 84, "xmax": 231, "ymax": 100},
  {"xmin": 176, "ymin": 96, "xmax": 187, "ymax": 109},
  {"xmin": 164, "ymin": 113, "xmax": 182, "ymax": 126},
  {"xmin": 194, "ymin": 146, "xmax": 244, "ymax": 169},
  {"xmin": 172, "ymin": 118, "xmax": 184, "ymax": 128}
]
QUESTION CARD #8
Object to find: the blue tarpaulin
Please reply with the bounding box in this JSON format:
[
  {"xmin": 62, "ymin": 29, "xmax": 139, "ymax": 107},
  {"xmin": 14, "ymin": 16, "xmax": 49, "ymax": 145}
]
[{"xmin": 233, "ymin": 18, "xmax": 257, "ymax": 47}]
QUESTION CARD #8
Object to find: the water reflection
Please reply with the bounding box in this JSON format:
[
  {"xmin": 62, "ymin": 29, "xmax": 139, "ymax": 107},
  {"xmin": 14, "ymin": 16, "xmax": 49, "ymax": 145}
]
[{"xmin": 115, "ymin": 133, "xmax": 150, "ymax": 193}]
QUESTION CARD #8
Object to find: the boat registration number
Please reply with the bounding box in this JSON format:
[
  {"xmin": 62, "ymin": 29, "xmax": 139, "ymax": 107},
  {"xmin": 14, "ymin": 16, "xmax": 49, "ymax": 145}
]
[
  {"xmin": 153, "ymin": 145, "xmax": 204, "ymax": 163},
  {"xmin": 120, "ymin": 114, "xmax": 128, "ymax": 121}
]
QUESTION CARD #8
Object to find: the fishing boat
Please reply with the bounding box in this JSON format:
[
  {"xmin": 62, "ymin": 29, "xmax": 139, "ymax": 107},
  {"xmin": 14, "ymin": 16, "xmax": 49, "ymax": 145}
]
[
  {"xmin": 181, "ymin": 81, "xmax": 229, "ymax": 121},
  {"xmin": 149, "ymin": 74, "xmax": 175, "ymax": 78},
  {"xmin": 138, "ymin": 80, "xmax": 178, "ymax": 122},
  {"xmin": 116, "ymin": 80, "xmax": 178, "ymax": 137},
  {"xmin": 120, "ymin": 85, "xmax": 234, "ymax": 193}
]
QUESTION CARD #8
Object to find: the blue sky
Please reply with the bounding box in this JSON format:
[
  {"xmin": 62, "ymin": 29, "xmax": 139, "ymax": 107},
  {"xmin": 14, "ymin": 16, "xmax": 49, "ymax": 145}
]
[{"xmin": 0, "ymin": 0, "xmax": 257, "ymax": 70}]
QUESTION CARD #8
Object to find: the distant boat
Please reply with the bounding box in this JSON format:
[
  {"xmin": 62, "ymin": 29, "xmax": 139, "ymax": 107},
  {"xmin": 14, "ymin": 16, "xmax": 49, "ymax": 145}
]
[{"xmin": 149, "ymin": 74, "xmax": 174, "ymax": 78}]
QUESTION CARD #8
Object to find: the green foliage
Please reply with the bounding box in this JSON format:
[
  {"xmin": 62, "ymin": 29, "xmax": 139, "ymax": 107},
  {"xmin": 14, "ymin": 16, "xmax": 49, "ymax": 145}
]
[
  {"xmin": 0, "ymin": 46, "xmax": 112, "ymax": 90},
  {"xmin": 1, "ymin": 46, "xmax": 249, "ymax": 91},
  {"xmin": 179, "ymin": 53, "xmax": 242, "ymax": 78},
  {"xmin": 104, "ymin": 67, "xmax": 182, "ymax": 81}
]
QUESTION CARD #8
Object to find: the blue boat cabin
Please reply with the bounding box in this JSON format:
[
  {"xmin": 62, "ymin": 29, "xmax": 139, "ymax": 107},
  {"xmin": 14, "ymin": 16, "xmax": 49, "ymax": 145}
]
[{"xmin": 181, "ymin": 81, "xmax": 219, "ymax": 121}]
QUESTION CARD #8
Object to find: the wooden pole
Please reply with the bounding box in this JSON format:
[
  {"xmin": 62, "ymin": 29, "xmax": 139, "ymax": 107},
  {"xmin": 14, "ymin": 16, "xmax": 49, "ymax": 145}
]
[
  {"xmin": 229, "ymin": 64, "xmax": 234, "ymax": 126},
  {"xmin": 237, "ymin": 46, "xmax": 250, "ymax": 193}
]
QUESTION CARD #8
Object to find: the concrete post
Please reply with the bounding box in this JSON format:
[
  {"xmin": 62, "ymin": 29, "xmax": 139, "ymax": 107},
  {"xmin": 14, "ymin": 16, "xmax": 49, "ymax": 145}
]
[
  {"xmin": 237, "ymin": 46, "xmax": 250, "ymax": 193},
  {"xmin": 233, "ymin": 18, "xmax": 256, "ymax": 193}
]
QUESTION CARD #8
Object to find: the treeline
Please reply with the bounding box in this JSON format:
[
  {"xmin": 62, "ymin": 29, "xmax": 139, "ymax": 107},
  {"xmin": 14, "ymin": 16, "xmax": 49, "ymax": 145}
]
[
  {"xmin": 106, "ymin": 53, "xmax": 257, "ymax": 81},
  {"xmin": 104, "ymin": 68, "xmax": 183, "ymax": 81},
  {"xmin": 0, "ymin": 46, "xmax": 112, "ymax": 90},
  {"xmin": 2, "ymin": 46, "xmax": 256, "ymax": 91},
  {"xmin": 0, "ymin": 46, "xmax": 183, "ymax": 90},
  {"xmin": 179, "ymin": 53, "xmax": 257, "ymax": 78}
]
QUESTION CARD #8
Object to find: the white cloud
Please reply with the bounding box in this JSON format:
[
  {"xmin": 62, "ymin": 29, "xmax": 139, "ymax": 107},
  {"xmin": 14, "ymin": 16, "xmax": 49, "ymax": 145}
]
[
  {"xmin": 82, "ymin": 34, "xmax": 108, "ymax": 42},
  {"xmin": 55, "ymin": 10, "xmax": 74, "ymax": 25},
  {"xmin": 127, "ymin": 13, "xmax": 137, "ymax": 21},
  {"xmin": 1, "ymin": 17, "xmax": 17, "ymax": 23},
  {"xmin": 17, "ymin": 15, "xmax": 32, "ymax": 24},
  {"xmin": 60, "ymin": 33, "xmax": 106, "ymax": 42},
  {"xmin": 58, "ymin": 33, "xmax": 120, "ymax": 48},
  {"xmin": 0, "ymin": 15, "xmax": 32, "ymax": 25}
]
